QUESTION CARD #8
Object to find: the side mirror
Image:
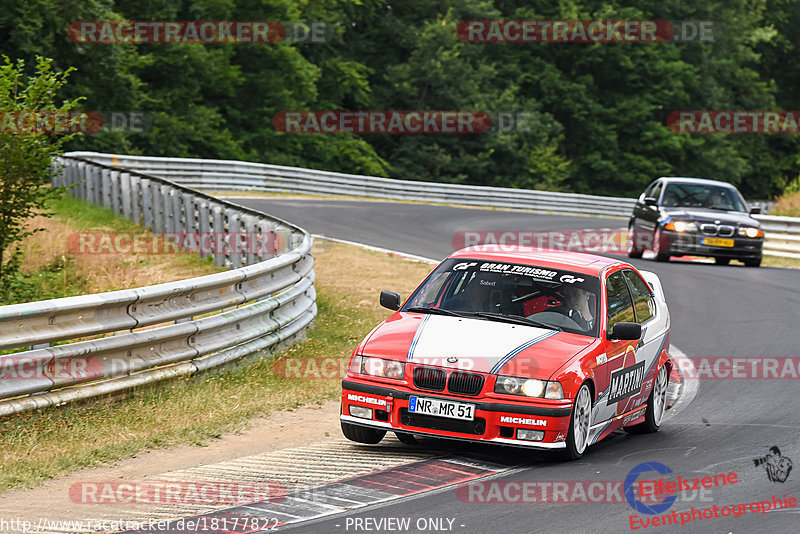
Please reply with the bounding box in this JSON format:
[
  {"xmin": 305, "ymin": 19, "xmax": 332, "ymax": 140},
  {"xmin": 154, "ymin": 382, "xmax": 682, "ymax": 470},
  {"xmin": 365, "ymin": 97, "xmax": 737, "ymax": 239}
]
[
  {"xmin": 380, "ymin": 290, "xmax": 402, "ymax": 311},
  {"xmin": 644, "ymin": 197, "xmax": 658, "ymax": 207},
  {"xmin": 608, "ymin": 322, "xmax": 642, "ymax": 341},
  {"xmin": 749, "ymin": 206, "xmax": 762, "ymax": 215}
]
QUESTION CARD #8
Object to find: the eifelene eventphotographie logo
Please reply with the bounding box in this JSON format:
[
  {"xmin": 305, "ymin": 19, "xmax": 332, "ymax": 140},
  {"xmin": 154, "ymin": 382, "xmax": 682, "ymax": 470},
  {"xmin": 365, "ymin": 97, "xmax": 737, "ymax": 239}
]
[{"xmin": 753, "ymin": 446, "xmax": 793, "ymax": 483}]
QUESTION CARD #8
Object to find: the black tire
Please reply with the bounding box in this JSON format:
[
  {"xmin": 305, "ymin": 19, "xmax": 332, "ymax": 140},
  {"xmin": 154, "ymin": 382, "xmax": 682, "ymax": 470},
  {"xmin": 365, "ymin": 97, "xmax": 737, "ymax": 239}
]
[
  {"xmin": 744, "ymin": 257, "xmax": 762, "ymax": 267},
  {"xmin": 624, "ymin": 365, "xmax": 668, "ymax": 434},
  {"xmin": 715, "ymin": 257, "xmax": 730, "ymax": 266},
  {"xmin": 341, "ymin": 421, "xmax": 386, "ymax": 444},
  {"xmin": 561, "ymin": 383, "xmax": 593, "ymax": 461},
  {"xmin": 395, "ymin": 431, "xmax": 418, "ymax": 445},
  {"xmin": 627, "ymin": 224, "xmax": 644, "ymax": 259},
  {"xmin": 652, "ymin": 229, "xmax": 670, "ymax": 262}
]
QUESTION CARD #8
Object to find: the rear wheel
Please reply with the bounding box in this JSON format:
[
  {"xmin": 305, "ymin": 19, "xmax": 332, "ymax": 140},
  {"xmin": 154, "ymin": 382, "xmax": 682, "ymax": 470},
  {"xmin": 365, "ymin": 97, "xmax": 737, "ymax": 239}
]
[
  {"xmin": 627, "ymin": 224, "xmax": 644, "ymax": 259},
  {"xmin": 341, "ymin": 421, "xmax": 386, "ymax": 444},
  {"xmin": 562, "ymin": 383, "xmax": 592, "ymax": 460},
  {"xmin": 715, "ymin": 257, "xmax": 730, "ymax": 266},
  {"xmin": 625, "ymin": 364, "xmax": 668, "ymax": 434},
  {"xmin": 744, "ymin": 257, "xmax": 762, "ymax": 267},
  {"xmin": 652, "ymin": 229, "xmax": 670, "ymax": 262}
]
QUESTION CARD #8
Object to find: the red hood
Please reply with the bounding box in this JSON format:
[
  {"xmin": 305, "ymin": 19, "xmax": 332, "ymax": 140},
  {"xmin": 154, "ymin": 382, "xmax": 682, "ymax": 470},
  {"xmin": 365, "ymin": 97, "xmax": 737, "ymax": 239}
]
[{"xmin": 359, "ymin": 313, "xmax": 596, "ymax": 378}]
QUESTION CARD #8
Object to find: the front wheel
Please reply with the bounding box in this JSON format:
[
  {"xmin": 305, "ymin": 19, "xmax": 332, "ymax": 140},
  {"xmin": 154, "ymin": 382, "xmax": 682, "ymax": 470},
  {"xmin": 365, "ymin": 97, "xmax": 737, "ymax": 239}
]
[
  {"xmin": 653, "ymin": 229, "xmax": 670, "ymax": 262},
  {"xmin": 625, "ymin": 364, "xmax": 668, "ymax": 434},
  {"xmin": 627, "ymin": 224, "xmax": 644, "ymax": 259},
  {"xmin": 341, "ymin": 421, "xmax": 386, "ymax": 444},
  {"xmin": 562, "ymin": 383, "xmax": 592, "ymax": 460},
  {"xmin": 715, "ymin": 257, "xmax": 730, "ymax": 266}
]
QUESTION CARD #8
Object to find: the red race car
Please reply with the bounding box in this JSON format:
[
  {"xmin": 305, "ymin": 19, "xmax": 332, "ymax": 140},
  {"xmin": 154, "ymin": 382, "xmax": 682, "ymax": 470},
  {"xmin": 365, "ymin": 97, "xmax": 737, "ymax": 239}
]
[{"xmin": 340, "ymin": 245, "xmax": 672, "ymax": 460}]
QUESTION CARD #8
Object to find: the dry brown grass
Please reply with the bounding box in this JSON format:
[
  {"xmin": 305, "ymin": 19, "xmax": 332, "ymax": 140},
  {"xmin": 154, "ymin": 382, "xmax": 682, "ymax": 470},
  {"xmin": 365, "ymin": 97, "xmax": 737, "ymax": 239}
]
[
  {"xmin": 19, "ymin": 215, "xmax": 222, "ymax": 294},
  {"xmin": 772, "ymin": 189, "xmax": 800, "ymax": 218},
  {"xmin": 312, "ymin": 240, "xmax": 435, "ymax": 311}
]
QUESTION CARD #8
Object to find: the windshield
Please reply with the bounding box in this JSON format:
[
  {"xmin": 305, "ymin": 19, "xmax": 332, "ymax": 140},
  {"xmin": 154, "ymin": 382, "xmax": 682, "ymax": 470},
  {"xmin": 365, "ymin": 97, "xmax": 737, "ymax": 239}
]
[
  {"xmin": 402, "ymin": 258, "xmax": 600, "ymax": 337},
  {"xmin": 661, "ymin": 183, "xmax": 747, "ymax": 212}
]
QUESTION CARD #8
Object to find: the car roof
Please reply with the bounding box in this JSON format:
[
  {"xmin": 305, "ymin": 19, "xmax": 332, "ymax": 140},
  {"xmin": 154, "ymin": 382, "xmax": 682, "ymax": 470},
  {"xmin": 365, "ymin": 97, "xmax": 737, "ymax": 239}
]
[
  {"xmin": 657, "ymin": 176, "xmax": 738, "ymax": 188},
  {"xmin": 448, "ymin": 245, "xmax": 624, "ymax": 276}
]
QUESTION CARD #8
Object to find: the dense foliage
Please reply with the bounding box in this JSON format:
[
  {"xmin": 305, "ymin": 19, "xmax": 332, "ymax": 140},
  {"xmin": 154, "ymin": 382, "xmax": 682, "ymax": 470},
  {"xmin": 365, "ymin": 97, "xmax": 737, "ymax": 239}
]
[
  {"xmin": 0, "ymin": 55, "xmax": 81, "ymax": 294},
  {"xmin": 1, "ymin": 0, "xmax": 798, "ymax": 198}
]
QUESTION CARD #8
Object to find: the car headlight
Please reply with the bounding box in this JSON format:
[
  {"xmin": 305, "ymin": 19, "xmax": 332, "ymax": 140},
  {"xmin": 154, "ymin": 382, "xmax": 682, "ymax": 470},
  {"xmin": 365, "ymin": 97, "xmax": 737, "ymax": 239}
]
[
  {"xmin": 664, "ymin": 221, "xmax": 697, "ymax": 233},
  {"xmin": 495, "ymin": 376, "xmax": 564, "ymax": 399},
  {"xmin": 350, "ymin": 355, "xmax": 405, "ymax": 380},
  {"xmin": 738, "ymin": 226, "xmax": 763, "ymax": 238}
]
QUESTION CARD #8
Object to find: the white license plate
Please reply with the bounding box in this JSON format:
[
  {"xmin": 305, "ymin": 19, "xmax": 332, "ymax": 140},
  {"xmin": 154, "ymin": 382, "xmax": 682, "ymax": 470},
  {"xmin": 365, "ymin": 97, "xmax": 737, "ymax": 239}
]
[{"xmin": 408, "ymin": 396, "xmax": 475, "ymax": 421}]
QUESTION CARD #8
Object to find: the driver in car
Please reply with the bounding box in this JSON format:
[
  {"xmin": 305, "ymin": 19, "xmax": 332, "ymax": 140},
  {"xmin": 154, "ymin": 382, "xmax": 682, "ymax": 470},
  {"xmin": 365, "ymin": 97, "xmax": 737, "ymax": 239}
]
[{"xmin": 559, "ymin": 285, "xmax": 594, "ymax": 330}]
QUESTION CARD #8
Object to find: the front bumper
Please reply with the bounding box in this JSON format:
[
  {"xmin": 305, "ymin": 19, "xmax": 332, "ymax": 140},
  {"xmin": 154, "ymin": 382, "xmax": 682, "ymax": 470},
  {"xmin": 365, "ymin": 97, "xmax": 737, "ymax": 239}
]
[
  {"xmin": 341, "ymin": 379, "xmax": 573, "ymax": 450},
  {"xmin": 662, "ymin": 231, "xmax": 763, "ymax": 260}
]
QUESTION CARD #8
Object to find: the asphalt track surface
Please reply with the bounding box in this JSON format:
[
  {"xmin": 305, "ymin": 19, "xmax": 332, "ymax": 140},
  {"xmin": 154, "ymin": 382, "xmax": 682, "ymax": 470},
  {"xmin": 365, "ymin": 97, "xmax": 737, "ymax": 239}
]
[{"xmin": 237, "ymin": 198, "xmax": 800, "ymax": 534}]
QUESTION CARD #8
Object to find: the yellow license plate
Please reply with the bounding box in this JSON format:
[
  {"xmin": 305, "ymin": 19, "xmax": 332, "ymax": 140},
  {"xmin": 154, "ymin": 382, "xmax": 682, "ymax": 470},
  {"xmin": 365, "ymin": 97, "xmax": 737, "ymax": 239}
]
[{"xmin": 702, "ymin": 237, "xmax": 734, "ymax": 247}]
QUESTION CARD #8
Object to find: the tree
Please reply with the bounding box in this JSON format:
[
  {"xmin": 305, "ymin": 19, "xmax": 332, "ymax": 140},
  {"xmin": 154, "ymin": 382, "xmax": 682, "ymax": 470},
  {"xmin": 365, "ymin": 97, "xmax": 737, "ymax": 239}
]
[{"xmin": 0, "ymin": 55, "xmax": 83, "ymax": 293}]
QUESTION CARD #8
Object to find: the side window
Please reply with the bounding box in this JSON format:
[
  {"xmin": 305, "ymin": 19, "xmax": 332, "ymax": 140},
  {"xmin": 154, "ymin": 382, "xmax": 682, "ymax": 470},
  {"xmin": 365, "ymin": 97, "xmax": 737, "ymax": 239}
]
[
  {"xmin": 606, "ymin": 271, "xmax": 635, "ymax": 331},
  {"xmin": 623, "ymin": 270, "xmax": 655, "ymax": 323}
]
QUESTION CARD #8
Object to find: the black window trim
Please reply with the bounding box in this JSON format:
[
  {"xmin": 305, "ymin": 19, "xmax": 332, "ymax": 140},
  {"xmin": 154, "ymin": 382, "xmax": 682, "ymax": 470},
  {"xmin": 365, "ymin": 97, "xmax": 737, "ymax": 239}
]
[
  {"xmin": 621, "ymin": 269, "xmax": 655, "ymax": 325},
  {"xmin": 604, "ymin": 270, "xmax": 636, "ymax": 337}
]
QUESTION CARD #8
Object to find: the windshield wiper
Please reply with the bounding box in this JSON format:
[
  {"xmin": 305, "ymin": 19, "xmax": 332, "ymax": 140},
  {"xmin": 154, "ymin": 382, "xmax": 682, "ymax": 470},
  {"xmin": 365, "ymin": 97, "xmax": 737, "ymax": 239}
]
[
  {"xmin": 470, "ymin": 312, "xmax": 562, "ymax": 331},
  {"xmin": 405, "ymin": 306, "xmax": 466, "ymax": 317}
]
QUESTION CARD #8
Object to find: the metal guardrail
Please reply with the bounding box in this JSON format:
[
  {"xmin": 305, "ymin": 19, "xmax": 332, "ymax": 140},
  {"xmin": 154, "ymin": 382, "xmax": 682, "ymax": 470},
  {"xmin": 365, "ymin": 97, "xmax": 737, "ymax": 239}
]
[
  {"xmin": 65, "ymin": 152, "xmax": 800, "ymax": 259},
  {"xmin": 64, "ymin": 152, "xmax": 638, "ymax": 217},
  {"xmin": 0, "ymin": 157, "xmax": 316, "ymax": 416}
]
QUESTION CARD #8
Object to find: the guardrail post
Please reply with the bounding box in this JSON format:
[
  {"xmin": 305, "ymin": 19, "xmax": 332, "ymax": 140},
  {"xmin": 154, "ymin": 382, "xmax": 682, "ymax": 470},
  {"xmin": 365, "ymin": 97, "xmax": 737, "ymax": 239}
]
[
  {"xmin": 120, "ymin": 172, "xmax": 132, "ymax": 220},
  {"xmin": 243, "ymin": 215, "xmax": 259, "ymax": 265},
  {"xmin": 87, "ymin": 166, "xmax": 100, "ymax": 206},
  {"xmin": 228, "ymin": 211, "xmax": 243, "ymax": 268},
  {"xmin": 152, "ymin": 184, "xmax": 165, "ymax": 233},
  {"xmin": 100, "ymin": 169, "xmax": 112, "ymax": 209},
  {"xmin": 110, "ymin": 170, "xmax": 122, "ymax": 215},
  {"xmin": 211, "ymin": 204, "xmax": 226, "ymax": 267},
  {"xmin": 77, "ymin": 161, "xmax": 87, "ymax": 200},
  {"xmin": 141, "ymin": 178, "xmax": 154, "ymax": 230},
  {"xmin": 170, "ymin": 189, "xmax": 182, "ymax": 234},
  {"xmin": 198, "ymin": 201, "xmax": 211, "ymax": 259},
  {"xmin": 130, "ymin": 175, "xmax": 142, "ymax": 225},
  {"xmin": 182, "ymin": 194, "xmax": 198, "ymax": 253}
]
